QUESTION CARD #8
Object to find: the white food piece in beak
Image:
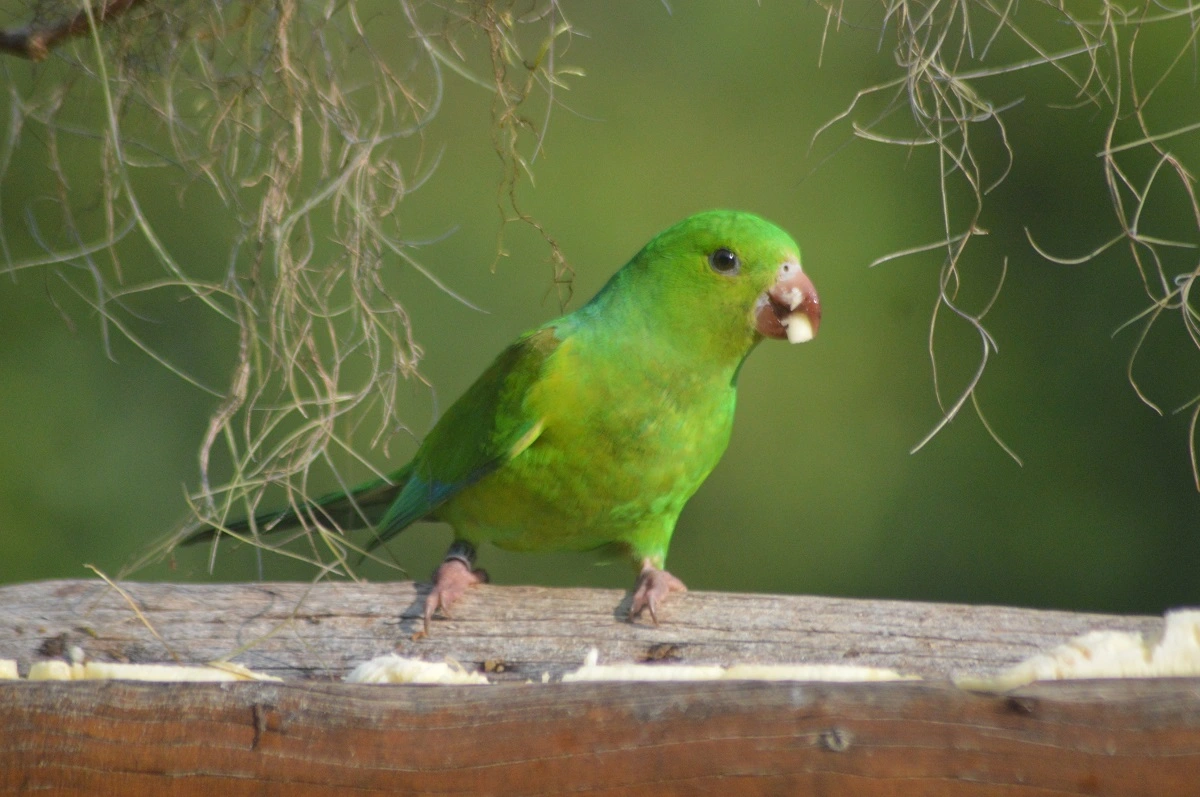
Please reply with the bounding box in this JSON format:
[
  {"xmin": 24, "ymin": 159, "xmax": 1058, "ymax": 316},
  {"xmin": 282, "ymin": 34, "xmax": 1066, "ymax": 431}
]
[
  {"xmin": 785, "ymin": 313, "xmax": 814, "ymax": 344},
  {"xmin": 781, "ymin": 286, "xmax": 804, "ymax": 310}
]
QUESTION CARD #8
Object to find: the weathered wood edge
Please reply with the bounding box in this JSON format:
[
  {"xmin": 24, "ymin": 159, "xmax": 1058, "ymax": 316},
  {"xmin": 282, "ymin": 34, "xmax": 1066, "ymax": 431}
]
[
  {"xmin": 0, "ymin": 578, "xmax": 1173, "ymax": 681},
  {"xmin": 3, "ymin": 678, "xmax": 1200, "ymax": 796}
]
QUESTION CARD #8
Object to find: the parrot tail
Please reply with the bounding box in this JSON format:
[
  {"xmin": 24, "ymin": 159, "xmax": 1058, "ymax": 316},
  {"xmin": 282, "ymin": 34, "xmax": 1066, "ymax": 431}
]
[{"xmin": 179, "ymin": 462, "xmax": 413, "ymax": 547}]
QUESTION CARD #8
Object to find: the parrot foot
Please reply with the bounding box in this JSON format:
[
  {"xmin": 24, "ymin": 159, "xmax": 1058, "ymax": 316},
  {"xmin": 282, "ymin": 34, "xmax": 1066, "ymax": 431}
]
[
  {"xmin": 417, "ymin": 543, "xmax": 488, "ymax": 639},
  {"xmin": 628, "ymin": 559, "xmax": 687, "ymax": 625}
]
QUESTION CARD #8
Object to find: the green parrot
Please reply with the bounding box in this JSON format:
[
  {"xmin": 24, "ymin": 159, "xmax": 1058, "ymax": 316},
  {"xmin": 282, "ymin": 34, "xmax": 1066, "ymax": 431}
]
[{"xmin": 188, "ymin": 210, "xmax": 821, "ymax": 633}]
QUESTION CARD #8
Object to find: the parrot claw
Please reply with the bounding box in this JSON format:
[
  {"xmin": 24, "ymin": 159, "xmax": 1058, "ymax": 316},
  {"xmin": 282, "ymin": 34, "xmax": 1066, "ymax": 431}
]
[
  {"xmin": 417, "ymin": 554, "xmax": 488, "ymax": 639},
  {"xmin": 628, "ymin": 561, "xmax": 687, "ymax": 625}
]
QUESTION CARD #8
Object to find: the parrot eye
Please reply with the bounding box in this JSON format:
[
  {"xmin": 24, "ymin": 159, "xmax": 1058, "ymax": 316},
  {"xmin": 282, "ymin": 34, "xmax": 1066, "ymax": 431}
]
[{"xmin": 709, "ymin": 248, "xmax": 740, "ymax": 275}]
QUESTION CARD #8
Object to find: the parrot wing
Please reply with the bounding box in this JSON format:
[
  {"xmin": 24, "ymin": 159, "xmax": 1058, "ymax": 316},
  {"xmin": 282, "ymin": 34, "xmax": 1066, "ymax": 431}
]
[{"xmin": 370, "ymin": 326, "xmax": 560, "ymax": 546}]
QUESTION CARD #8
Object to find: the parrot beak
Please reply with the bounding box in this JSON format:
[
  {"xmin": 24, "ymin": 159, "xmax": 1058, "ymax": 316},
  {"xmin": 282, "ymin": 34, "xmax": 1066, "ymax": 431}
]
[{"xmin": 754, "ymin": 262, "xmax": 821, "ymax": 343}]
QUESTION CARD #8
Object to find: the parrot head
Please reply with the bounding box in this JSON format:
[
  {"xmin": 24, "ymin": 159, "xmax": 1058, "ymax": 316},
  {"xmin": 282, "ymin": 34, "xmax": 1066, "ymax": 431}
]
[{"xmin": 607, "ymin": 210, "xmax": 821, "ymax": 367}]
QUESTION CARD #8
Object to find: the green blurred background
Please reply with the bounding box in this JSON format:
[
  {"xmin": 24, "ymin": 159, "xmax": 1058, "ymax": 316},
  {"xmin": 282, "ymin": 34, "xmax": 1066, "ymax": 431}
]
[{"xmin": 1, "ymin": 2, "xmax": 1197, "ymax": 614}]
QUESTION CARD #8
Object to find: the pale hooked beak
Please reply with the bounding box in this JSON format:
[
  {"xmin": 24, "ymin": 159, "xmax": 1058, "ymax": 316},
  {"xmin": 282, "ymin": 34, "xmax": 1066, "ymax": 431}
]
[{"xmin": 754, "ymin": 261, "xmax": 821, "ymax": 343}]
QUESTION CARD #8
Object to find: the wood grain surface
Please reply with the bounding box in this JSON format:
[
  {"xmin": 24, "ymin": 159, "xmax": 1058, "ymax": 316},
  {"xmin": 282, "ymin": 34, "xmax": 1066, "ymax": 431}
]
[
  {"xmin": 0, "ymin": 579, "xmax": 1168, "ymax": 681},
  {"xmin": 2, "ymin": 579, "xmax": 1197, "ymax": 796}
]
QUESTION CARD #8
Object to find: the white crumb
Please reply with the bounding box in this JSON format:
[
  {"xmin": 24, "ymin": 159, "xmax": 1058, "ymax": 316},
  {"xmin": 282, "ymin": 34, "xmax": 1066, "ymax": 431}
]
[
  {"xmin": 781, "ymin": 286, "xmax": 804, "ymax": 310},
  {"xmin": 723, "ymin": 663, "xmax": 919, "ymax": 682},
  {"xmin": 0, "ymin": 660, "xmax": 19, "ymax": 679},
  {"xmin": 86, "ymin": 662, "xmax": 281, "ymax": 682},
  {"xmin": 562, "ymin": 648, "xmax": 916, "ymax": 683},
  {"xmin": 345, "ymin": 654, "xmax": 489, "ymax": 685},
  {"xmin": 956, "ymin": 609, "xmax": 1200, "ymax": 691},
  {"xmin": 25, "ymin": 659, "xmax": 279, "ymax": 682},
  {"xmin": 27, "ymin": 661, "xmax": 79, "ymax": 680},
  {"xmin": 564, "ymin": 662, "xmax": 726, "ymax": 682}
]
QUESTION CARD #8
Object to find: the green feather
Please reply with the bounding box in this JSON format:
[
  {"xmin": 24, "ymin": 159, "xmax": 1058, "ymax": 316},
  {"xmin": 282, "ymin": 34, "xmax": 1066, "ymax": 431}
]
[{"xmin": 372, "ymin": 328, "xmax": 558, "ymax": 544}]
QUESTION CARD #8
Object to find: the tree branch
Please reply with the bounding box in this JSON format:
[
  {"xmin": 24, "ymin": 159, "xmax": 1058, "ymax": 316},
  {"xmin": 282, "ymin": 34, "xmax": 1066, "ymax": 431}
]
[{"xmin": 0, "ymin": 0, "xmax": 145, "ymax": 61}]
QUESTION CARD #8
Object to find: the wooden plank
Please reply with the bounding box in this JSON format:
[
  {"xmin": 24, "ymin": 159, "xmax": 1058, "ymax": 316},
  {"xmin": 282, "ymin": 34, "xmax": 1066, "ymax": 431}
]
[
  {"xmin": 2, "ymin": 580, "xmax": 1198, "ymax": 795},
  {"xmin": 0, "ymin": 579, "xmax": 1167, "ymax": 681},
  {"xmin": 3, "ymin": 678, "xmax": 1200, "ymax": 795}
]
